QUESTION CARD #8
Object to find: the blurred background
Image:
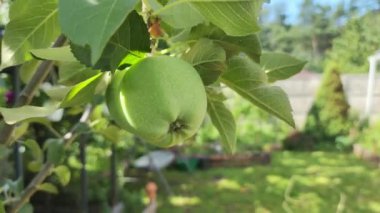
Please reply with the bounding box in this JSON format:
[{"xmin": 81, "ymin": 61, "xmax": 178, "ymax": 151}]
[{"xmin": 1, "ymin": 0, "xmax": 380, "ymax": 212}]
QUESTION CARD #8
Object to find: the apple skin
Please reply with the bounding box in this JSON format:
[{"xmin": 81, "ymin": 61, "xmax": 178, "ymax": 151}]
[
  {"xmin": 105, "ymin": 69, "xmax": 135, "ymax": 133},
  {"xmin": 106, "ymin": 56, "xmax": 207, "ymax": 147}
]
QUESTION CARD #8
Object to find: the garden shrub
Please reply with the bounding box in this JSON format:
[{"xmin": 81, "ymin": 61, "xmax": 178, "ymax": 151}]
[
  {"xmin": 304, "ymin": 67, "xmax": 352, "ymax": 144},
  {"xmin": 282, "ymin": 131, "xmax": 314, "ymax": 151},
  {"xmin": 359, "ymin": 121, "xmax": 380, "ymax": 155}
]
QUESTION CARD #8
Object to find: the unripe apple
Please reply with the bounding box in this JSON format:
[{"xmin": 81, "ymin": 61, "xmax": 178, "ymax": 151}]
[{"xmin": 106, "ymin": 56, "xmax": 207, "ymax": 147}]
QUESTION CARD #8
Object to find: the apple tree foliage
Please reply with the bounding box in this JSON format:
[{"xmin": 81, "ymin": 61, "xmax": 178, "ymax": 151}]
[{"xmin": 0, "ymin": 0, "xmax": 305, "ymax": 211}]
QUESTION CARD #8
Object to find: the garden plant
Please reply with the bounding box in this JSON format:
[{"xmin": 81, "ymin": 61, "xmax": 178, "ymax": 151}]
[{"xmin": 304, "ymin": 67, "xmax": 352, "ymax": 144}]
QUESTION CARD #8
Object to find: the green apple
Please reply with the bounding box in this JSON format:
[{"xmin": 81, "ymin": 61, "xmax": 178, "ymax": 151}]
[
  {"xmin": 105, "ymin": 69, "xmax": 135, "ymax": 132},
  {"xmin": 106, "ymin": 56, "xmax": 207, "ymax": 147}
]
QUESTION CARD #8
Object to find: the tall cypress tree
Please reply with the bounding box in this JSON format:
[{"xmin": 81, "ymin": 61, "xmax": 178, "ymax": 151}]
[{"xmin": 304, "ymin": 67, "xmax": 351, "ymax": 143}]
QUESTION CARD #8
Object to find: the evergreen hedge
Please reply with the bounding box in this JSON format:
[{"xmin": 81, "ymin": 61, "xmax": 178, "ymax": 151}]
[{"xmin": 304, "ymin": 68, "xmax": 352, "ymax": 143}]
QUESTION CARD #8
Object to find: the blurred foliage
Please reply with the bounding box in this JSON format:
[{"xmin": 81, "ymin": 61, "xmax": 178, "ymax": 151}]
[
  {"xmin": 194, "ymin": 92, "xmax": 292, "ymax": 154},
  {"xmin": 326, "ymin": 11, "xmax": 380, "ymax": 73},
  {"xmin": 282, "ymin": 131, "xmax": 314, "ymax": 151},
  {"xmin": 0, "ymin": 75, "xmax": 12, "ymax": 186},
  {"xmin": 29, "ymin": 130, "xmax": 149, "ymax": 211},
  {"xmin": 1, "ymin": 101, "xmax": 155, "ymax": 210},
  {"xmin": 154, "ymin": 151, "xmax": 380, "ymax": 212},
  {"xmin": 304, "ymin": 68, "xmax": 353, "ymax": 144},
  {"xmin": 0, "ymin": 74, "xmax": 8, "ymax": 107},
  {"xmin": 260, "ymin": 0, "xmax": 380, "ymax": 73},
  {"xmin": 0, "ymin": 145, "xmax": 13, "ymax": 185},
  {"xmin": 359, "ymin": 120, "xmax": 380, "ymax": 155},
  {"xmin": 260, "ymin": 0, "xmax": 347, "ymax": 72}
]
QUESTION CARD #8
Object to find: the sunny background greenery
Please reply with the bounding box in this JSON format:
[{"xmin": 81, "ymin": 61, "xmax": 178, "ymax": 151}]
[
  {"xmin": 260, "ymin": 0, "xmax": 380, "ymax": 73},
  {"xmin": 137, "ymin": 152, "xmax": 380, "ymax": 212},
  {"xmin": 0, "ymin": 0, "xmax": 380, "ymax": 212}
]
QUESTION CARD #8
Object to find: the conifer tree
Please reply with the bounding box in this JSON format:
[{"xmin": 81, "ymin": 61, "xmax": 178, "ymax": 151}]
[{"xmin": 304, "ymin": 67, "xmax": 351, "ymax": 142}]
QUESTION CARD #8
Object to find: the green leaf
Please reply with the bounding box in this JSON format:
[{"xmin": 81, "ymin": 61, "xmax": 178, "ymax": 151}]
[
  {"xmin": 150, "ymin": 0, "xmax": 205, "ymax": 29},
  {"xmin": 0, "ymin": 105, "xmax": 58, "ymax": 125},
  {"xmin": 190, "ymin": 0, "xmax": 263, "ymax": 36},
  {"xmin": 71, "ymin": 11, "xmax": 150, "ymax": 71},
  {"xmin": 60, "ymin": 73, "xmax": 104, "ymax": 108},
  {"xmin": 221, "ymin": 55, "xmax": 295, "ymax": 127},
  {"xmin": 154, "ymin": 0, "xmax": 263, "ymax": 36},
  {"xmin": 30, "ymin": 46, "xmax": 77, "ymax": 62},
  {"xmin": 190, "ymin": 24, "xmax": 262, "ymax": 62},
  {"xmin": 44, "ymin": 139, "xmax": 64, "ymax": 164},
  {"xmin": 3, "ymin": 178, "xmax": 23, "ymax": 195},
  {"xmin": 222, "ymin": 55, "xmax": 267, "ymax": 85},
  {"xmin": 95, "ymin": 73, "xmax": 111, "ymax": 95},
  {"xmin": 27, "ymin": 161, "xmax": 43, "ymax": 172},
  {"xmin": 196, "ymin": 63, "xmax": 227, "ymax": 85},
  {"xmin": 43, "ymin": 86, "xmax": 72, "ymax": 101},
  {"xmin": 19, "ymin": 59, "xmax": 39, "ymax": 84},
  {"xmin": 37, "ymin": 183, "xmax": 58, "ymax": 194},
  {"xmin": 261, "ymin": 52, "xmax": 306, "ymax": 82},
  {"xmin": 13, "ymin": 122, "xmax": 29, "ymax": 142},
  {"xmin": 1, "ymin": 0, "xmax": 59, "ymax": 69},
  {"xmin": 97, "ymin": 125, "xmax": 122, "ymax": 144},
  {"xmin": 54, "ymin": 165, "xmax": 71, "ymax": 186},
  {"xmin": 207, "ymin": 90, "xmax": 236, "ymax": 153},
  {"xmin": 24, "ymin": 139, "xmax": 43, "ymax": 172},
  {"xmin": 218, "ymin": 35, "xmax": 261, "ymax": 63},
  {"xmin": 24, "ymin": 139, "xmax": 43, "ymax": 161},
  {"xmin": 59, "ymin": 0, "xmax": 139, "ymax": 64},
  {"xmin": 182, "ymin": 39, "xmax": 226, "ymax": 85},
  {"xmin": 118, "ymin": 51, "xmax": 147, "ymax": 69},
  {"xmin": 183, "ymin": 39, "xmax": 226, "ymax": 66},
  {"xmin": 58, "ymin": 62, "xmax": 100, "ymax": 86}
]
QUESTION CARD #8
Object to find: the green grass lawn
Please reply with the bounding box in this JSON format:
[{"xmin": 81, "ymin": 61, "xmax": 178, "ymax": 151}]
[{"xmin": 155, "ymin": 151, "xmax": 380, "ymax": 213}]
